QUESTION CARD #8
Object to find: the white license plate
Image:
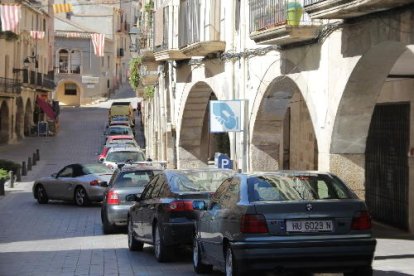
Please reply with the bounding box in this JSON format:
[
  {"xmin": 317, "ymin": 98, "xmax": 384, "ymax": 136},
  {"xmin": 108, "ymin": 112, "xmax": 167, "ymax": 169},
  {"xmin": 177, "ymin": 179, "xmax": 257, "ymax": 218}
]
[{"xmin": 286, "ymin": 220, "xmax": 334, "ymax": 233}]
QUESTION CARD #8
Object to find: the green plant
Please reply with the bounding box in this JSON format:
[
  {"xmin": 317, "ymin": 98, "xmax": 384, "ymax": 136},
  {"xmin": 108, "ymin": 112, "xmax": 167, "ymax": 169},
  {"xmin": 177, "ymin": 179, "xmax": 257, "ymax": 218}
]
[
  {"xmin": 0, "ymin": 31, "xmax": 19, "ymax": 41},
  {"xmin": 128, "ymin": 57, "xmax": 142, "ymax": 89},
  {"xmin": 145, "ymin": 0, "xmax": 154, "ymax": 12},
  {"xmin": 0, "ymin": 169, "xmax": 8, "ymax": 180},
  {"xmin": 0, "ymin": 159, "xmax": 20, "ymax": 179},
  {"xmin": 144, "ymin": 85, "xmax": 155, "ymax": 99}
]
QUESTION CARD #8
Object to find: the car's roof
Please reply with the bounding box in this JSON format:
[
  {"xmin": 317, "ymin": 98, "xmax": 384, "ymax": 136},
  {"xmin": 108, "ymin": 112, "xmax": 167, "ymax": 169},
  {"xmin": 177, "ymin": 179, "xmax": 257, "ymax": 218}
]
[
  {"xmin": 239, "ymin": 170, "xmax": 333, "ymax": 177},
  {"xmin": 107, "ymin": 135, "xmax": 134, "ymax": 139},
  {"xmin": 118, "ymin": 164, "xmax": 163, "ymax": 172}
]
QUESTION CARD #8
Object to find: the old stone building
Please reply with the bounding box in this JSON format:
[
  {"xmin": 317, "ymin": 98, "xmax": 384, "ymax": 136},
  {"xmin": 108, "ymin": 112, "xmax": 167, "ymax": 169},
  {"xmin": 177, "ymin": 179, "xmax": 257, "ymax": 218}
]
[{"xmin": 134, "ymin": 0, "xmax": 414, "ymax": 232}]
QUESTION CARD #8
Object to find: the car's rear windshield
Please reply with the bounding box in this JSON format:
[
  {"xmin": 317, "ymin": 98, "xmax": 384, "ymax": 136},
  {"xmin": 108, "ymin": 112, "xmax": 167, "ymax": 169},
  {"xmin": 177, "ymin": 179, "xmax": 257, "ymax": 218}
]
[
  {"xmin": 114, "ymin": 170, "xmax": 162, "ymax": 188},
  {"xmin": 169, "ymin": 170, "xmax": 234, "ymax": 192},
  {"xmin": 83, "ymin": 164, "xmax": 113, "ymax": 174},
  {"xmin": 247, "ymin": 173, "xmax": 355, "ymax": 202},
  {"xmin": 107, "ymin": 127, "xmax": 132, "ymax": 135},
  {"xmin": 106, "ymin": 151, "xmax": 145, "ymax": 163}
]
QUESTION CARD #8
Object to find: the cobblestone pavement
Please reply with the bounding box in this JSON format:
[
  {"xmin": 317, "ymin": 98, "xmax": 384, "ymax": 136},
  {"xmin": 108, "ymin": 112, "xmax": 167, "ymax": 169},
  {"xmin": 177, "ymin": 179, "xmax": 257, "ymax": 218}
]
[{"xmin": 1, "ymin": 86, "xmax": 413, "ymax": 276}]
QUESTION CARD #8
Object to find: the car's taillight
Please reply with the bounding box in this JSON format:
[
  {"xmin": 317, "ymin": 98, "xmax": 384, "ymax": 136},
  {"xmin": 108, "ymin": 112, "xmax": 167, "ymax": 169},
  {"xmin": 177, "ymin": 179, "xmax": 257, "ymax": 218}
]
[
  {"xmin": 240, "ymin": 214, "xmax": 268, "ymax": 233},
  {"xmin": 351, "ymin": 211, "xmax": 372, "ymax": 230},
  {"xmin": 106, "ymin": 190, "xmax": 120, "ymax": 205},
  {"xmin": 90, "ymin": 180, "xmax": 99, "ymax": 186},
  {"xmin": 166, "ymin": 200, "xmax": 193, "ymax": 212}
]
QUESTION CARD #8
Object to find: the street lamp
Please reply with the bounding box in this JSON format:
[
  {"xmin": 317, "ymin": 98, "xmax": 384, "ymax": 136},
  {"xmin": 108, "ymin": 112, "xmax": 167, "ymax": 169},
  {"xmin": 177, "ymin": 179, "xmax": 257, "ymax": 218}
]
[{"xmin": 129, "ymin": 26, "xmax": 140, "ymax": 57}]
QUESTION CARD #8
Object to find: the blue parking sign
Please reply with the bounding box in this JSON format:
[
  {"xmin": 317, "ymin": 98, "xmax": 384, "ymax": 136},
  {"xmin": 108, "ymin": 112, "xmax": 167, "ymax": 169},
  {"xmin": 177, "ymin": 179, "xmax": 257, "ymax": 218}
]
[{"xmin": 215, "ymin": 153, "xmax": 233, "ymax": 169}]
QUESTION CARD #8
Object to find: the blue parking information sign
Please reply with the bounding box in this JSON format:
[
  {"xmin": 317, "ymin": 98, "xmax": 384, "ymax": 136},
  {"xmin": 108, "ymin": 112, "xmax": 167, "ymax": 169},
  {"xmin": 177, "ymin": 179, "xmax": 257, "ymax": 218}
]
[{"xmin": 210, "ymin": 100, "xmax": 242, "ymax": 132}]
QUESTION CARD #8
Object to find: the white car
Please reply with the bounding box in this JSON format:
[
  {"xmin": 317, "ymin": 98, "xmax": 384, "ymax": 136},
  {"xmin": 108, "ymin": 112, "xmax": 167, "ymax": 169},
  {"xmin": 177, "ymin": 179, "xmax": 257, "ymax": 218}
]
[{"xmin": 102, "ymin": 146, "xmax": 146, "ymax": 170}]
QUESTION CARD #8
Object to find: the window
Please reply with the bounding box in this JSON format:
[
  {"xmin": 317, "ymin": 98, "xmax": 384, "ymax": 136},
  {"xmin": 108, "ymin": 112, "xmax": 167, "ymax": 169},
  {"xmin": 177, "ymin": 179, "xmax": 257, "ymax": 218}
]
[
  {"xmin": 70, "ymin": 50, "xmax": 81, "ymax": 74},
  {"xmin": 58, "ymin": 166, "xmax": 73, "ymax": 177},
  {"xmin": 141, "ymin": 176, "xmax": 158, "ymax": 200},
  {"xmin": 64, "ymin": 83, "xmax": 77, "ymax": 95},
  {"xmin": 210, "ymin": 177, "xmax": 233, "ymax": 210}
]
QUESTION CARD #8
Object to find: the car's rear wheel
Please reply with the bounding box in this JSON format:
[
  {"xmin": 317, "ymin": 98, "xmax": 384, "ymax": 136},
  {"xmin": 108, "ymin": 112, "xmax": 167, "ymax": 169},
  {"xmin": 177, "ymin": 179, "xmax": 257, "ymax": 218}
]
[
  {"xmin": 193, "ymin": 238, "xmax": 213, "ymax": 274},
  {"xmin": 101, "ymin": 212, "xmax": 117, "ymax": 234},
  {"xmin": 154, "ymin": 224, "xmax": 170, "ymax": 262},
  {"xmin": 128, "ymin": 217, "xmax": 143, "ymax": 251},
  {"xmin": 225, "ymin": 246, "xmax": 241, "ymax": 276},
  {"xmin": 74, "ymin": 187, "xmax": 90, "ymax": 206},
  {"xmin": 35, "ymin": 185, "xmax": 48, "ymax": 204},
  {"xmin": 344, "ymin": 266, "xmax": 373, "ymax": 276}
]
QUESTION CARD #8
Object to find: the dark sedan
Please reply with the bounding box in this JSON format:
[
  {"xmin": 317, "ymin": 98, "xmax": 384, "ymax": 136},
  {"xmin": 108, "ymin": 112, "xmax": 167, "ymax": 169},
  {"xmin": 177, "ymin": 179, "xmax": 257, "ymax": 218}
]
[
  {"xmin": 126, "ymin": 168, "xmax": 235, "ymax": 262},
  {"xmin": 192, "ymin": 171, "xmax": 377, "ymax": 276}
]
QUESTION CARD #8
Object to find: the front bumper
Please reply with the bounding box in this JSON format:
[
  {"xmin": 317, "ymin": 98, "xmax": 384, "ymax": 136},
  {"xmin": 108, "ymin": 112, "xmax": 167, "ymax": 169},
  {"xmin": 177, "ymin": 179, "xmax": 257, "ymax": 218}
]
[{"xmin": 230, "ymin": 237, "xmax": 376, "ymax": 272}]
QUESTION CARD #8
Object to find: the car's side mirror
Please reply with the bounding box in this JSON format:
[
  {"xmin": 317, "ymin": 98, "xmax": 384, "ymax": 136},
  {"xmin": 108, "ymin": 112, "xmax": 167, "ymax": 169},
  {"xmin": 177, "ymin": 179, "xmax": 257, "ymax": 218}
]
[
  {"xmin": 125, "ymin": 194, "xmax": 140, "ymax": 202},
  {"xmin": 192, "ymin": 200, "xmax": 207, "ymax": 210},
  {"xmin": 98, "ymin": 158, "xmax": 104, "ymax": 163},
  {"xmin": 100, "ymin": 181, "xmax": 109, "ymax": 187}
]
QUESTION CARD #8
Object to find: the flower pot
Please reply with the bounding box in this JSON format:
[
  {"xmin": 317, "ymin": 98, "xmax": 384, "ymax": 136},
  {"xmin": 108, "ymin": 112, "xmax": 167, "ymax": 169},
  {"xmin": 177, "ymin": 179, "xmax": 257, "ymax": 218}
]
[{"xmin": 287, "ymin": 2, "xmax": 303, "ymax": 27}]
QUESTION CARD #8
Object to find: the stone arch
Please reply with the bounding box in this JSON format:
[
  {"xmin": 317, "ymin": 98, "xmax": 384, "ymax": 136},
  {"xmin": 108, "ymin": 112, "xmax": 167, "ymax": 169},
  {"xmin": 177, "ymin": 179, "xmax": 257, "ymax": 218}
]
[
  {"xmin": 0, "ymin": 101, "xmax": 10, "ymax": 144},
  {"xmin": 178, "ymin": 81, "xmax": 229, "ymax": 168},
  {"xmin": 331, "ymin": 41, "xmax": 409, "ymax": 154},
  {"xmin": 24, "ymin": 98, "xmax": 33, "ymax": 136},
  {"xmin": 250, "ymin": 76, "xmax": 317, "ymax": 171},
  {"xmin": 55, "ymin": 79, "xmax": 83, "ymax": 106},
  {"xmin": 15, "ymin": 97, "xmax": 24, "ymax": 139}
]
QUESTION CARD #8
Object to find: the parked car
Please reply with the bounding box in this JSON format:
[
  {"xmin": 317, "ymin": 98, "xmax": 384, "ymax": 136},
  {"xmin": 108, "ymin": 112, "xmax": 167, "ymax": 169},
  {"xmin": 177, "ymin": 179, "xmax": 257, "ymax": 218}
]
[
  {"xmin": 126, "ymin": 168, "xmax": 236, "ymax": 262},
  {"xmin": 192, "ymin": 171, "xmax": 377, "ymax": 276},
  {"xmin": 98, "ymin": 141, "xmax": 139, "ymax": 161},
  {"xmin": 32, "ymin": 163, "xmax": 113, "ymax": 206},
  {"xmin": 104, "ymin": 125, "xmax": 134, "ymax": 139},
  {"xmin": 101, "ymin": 162, "xmax": 164, "ymax": 234},
  {"xmin": 102, "ymin": 147, "xmax": 146, "ymax": 170},
  {"xmin": 108, "ymin": 102, "xmax": 135, "ymax": 126},
  {"xmin": 108, "ymin": 115, "xmax": 134, "ymax": 127},
  {"xmin": 105, "ymin": 135, "xmax": 136, "ymax": 145}
]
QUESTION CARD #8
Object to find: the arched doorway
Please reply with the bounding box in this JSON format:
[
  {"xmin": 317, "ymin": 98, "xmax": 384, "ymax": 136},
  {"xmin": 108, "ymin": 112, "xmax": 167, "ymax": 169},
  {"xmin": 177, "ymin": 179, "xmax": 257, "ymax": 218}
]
[
  {"xmin": 251, "ymin": 76, "xmax": 317, "ymax": 171},
  {"xmin": 15, "ymin": 97, "xmax": 24, "ymax": 139},
  {"xmin": 331, "ymin": 42, "xmax": 414, "ymax": 230},
  {"xmin": 0, "ymin": 101, "xmax": 10, "ymax": 144},
  {"xmin": 24, "ymin": 99, "xmax": 33, "ymax": 136},
  {"xmin": 178, "ymin": 82, "xmax": 230, "ymax": 168}
]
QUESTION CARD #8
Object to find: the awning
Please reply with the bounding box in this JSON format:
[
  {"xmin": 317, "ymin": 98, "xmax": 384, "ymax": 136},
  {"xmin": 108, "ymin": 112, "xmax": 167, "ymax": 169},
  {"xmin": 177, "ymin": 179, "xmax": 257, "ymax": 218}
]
[{"xmin": 36, "ymin": 96, "xmax": 56, "ymax": 120}]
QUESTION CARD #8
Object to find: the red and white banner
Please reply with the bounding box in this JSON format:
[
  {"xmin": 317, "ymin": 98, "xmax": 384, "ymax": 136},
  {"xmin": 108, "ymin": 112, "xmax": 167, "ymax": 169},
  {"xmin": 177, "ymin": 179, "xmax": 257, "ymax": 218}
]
[
  {"xmin": 91, "ymin": 33, "xmax": 105, "ymax": 57},
  {"xmin": 0, "ymin": 4, "xmax": 21, "ymax": 33},
  {"xmin": 30, "ymin": 30, "xmax": 45, "ymax": 40}
]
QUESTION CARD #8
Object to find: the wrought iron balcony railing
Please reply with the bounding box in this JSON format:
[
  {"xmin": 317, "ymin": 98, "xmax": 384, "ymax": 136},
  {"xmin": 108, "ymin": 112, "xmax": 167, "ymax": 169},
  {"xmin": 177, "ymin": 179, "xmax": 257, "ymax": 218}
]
[
  {"xmin": 0, "ymin": 77, "xmax": 21, "ymax": 94},
  {"xmin": 249, "ymin": 0, "xmax": 311, "ymax": 33}
]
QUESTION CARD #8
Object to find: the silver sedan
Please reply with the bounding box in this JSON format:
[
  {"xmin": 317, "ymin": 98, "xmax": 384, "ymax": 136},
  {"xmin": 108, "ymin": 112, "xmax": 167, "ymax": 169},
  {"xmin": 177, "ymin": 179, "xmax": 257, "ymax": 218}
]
[{"xmin": 32, "ymin": 163, "xmax": 113, "ymax": 206}]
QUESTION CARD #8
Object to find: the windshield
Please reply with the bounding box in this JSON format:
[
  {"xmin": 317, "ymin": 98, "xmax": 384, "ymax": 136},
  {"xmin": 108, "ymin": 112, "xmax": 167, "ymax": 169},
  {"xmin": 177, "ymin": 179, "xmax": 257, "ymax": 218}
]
[
  {"xmin": 107, "ymin": 127, "xmax": 132, "ymax": 135},
  {"xmin": 114, "ymin": 170, "xmax": 162, "ymax": 188},
  {"xmin": 247, "ymin": 173, "xmax": 355, "ymax": 202},
  {"xmin": 169, "ymin": 170, "xmax": 234, "ymax": 192},
  {"xmin": 83, "ymin": 164, "xmax": 113, "ymax": 174},
  {"xmin": 106, "ymin": 151, "xmax": 145, "ymax": 163}
]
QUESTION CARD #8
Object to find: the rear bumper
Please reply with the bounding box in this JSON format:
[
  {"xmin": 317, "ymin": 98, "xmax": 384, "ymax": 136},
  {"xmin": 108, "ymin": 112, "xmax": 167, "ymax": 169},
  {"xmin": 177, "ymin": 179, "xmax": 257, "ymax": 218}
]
[
  {"xmin": 105, "ymin": 204, "xmax": 131, "ymax": 226},
  {"xmin": 161, "ymin": 221, "xmax": 195, "ymax": 246},
  {"xmin": 86, "ymin": 187, "xmax": 106, "ymax": 202},
  {"xmin": 230, "ymin": 238, "xmax": 376, "ymax": 272}
]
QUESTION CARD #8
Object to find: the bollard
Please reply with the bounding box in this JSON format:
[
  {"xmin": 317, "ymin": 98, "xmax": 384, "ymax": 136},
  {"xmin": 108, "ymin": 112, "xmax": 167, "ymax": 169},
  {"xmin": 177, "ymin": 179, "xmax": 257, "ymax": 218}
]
[
  {"xmin": 0, "ymin": 178, "xmax": 5, "ymax": 196},
  {"xmin": 28, "ymin": 157, "xmax": 32, "ymax": 171},
  {"xmin": 9, "ymin": 171, "xmax": 14, "ymax": 188},
  {"xmin": 36, "ymin": 149, "xmax": 40, "ymax": 161},
  {"xmin": 16, "ymin": 167, "xmax": 21, "ymax": 182},
  {"xmin": 22, "ymin": 161, "xmax": 27, "ymax": 176},
  {"xmin": 32, "ymin": 153, "xmax": 37, "ymax": 166}
]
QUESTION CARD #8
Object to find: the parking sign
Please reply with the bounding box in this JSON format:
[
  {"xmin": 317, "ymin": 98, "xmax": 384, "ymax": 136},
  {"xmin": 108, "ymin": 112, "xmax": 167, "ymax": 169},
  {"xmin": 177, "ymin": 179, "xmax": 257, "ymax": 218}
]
[{"xmin": 210, "ymin": 100, "xmax": 242, "ymax": 132}]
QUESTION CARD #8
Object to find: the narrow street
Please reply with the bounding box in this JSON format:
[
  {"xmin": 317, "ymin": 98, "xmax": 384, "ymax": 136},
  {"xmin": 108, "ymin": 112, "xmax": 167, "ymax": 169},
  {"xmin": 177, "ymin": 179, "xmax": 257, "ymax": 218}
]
[{"xmin": 0, "ymin": 86, "xmax": 413, "ymax": 275}]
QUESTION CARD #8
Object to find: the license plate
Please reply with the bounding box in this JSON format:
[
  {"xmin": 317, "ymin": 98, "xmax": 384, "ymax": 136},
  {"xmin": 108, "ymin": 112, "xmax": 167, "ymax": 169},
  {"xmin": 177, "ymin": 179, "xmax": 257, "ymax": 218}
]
[{"xmin": 286, "ymin": 220, "xmax": 334, "ymax": 233}]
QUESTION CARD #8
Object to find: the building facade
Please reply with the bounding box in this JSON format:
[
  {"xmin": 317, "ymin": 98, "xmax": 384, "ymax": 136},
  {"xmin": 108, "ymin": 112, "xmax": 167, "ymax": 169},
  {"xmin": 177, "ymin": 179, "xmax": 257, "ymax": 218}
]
[
  {"xmin": 0, "ymin": 0, "xmax": 55, "ymax": 144},
  {"xmin": 136, "ymin": 0, "xmax": 414, "ymax": 233}
]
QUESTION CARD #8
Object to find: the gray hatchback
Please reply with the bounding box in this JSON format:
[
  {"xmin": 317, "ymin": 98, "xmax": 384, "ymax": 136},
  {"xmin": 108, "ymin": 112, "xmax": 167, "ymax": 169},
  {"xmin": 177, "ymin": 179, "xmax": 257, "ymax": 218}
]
[
  {"xmin": 101, "ymin": 163, "xmax": 162, "ymax": 234},
  {"xmin": 192, "ymin": 171, "xmax": 377, "ymax": 276}
]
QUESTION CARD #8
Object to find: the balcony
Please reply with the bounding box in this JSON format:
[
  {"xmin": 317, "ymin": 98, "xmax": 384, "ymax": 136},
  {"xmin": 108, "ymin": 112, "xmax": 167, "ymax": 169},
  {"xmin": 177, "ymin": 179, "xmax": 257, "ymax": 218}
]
[
  {"xmin": 303, "ymin": 0, "xmax": 413, "ymax": 19},
  {"xmin": 140, "ymin": 64, "xmax": 158, "ymax": 85},
  {"xmin": 178, "ymin": 0, "xmax": 225, "ymax": 57},
  {"xmin": 13, "ymin": 70, "xmax": 55, "ymax": 90},
  {"xmin": 153, "ymin": 5, "xmax": 188, "ymax": 61},
  {"xmin": 249, "ymin": 0, "xmax": 321, "ymax": 46},
  {"xmin": 0, "ymin": 77, "xmax": 21, "ymax": 96}
]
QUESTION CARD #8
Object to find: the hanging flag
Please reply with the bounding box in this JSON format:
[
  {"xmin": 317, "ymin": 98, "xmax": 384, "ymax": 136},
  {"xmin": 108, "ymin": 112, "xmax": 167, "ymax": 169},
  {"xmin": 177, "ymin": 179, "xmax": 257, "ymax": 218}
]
[
  {"xmin": 53, "ymin": 3, "xmax": 73, "ymax": 14},
  {"xmin": 30, "ymin": 30, "xmax": 45, "ymax": 40},
  {"xmin": 91, "ymin": 33, "xmax": 105, "ymax": 57},
  {"xmin": 0, "ymin": 4, "xmax": 21, "ymax": 33}
]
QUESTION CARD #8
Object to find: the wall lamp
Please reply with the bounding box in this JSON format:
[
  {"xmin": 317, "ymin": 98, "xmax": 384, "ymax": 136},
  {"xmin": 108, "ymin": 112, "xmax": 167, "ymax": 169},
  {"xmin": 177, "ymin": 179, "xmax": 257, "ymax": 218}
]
[{"xmin": 13, "ymin": 55, "xmax": 38, "ymax": 73}]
